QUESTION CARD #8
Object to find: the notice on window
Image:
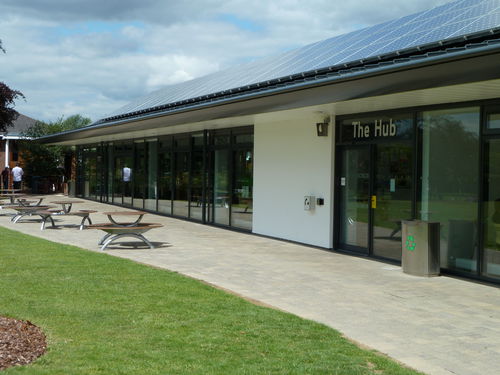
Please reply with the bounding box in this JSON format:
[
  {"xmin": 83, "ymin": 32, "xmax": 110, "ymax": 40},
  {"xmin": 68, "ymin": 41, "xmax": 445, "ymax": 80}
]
[
  {"xmin": 341, "ymin": 177, "xmax": 346, "ymax": 186},
  {"xmin": 390, "ymin": 178, "xmax": 396, "ymax": 192}
]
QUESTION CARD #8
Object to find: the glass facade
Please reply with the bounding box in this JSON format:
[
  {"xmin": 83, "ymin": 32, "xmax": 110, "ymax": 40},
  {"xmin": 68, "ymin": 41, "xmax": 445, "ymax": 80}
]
[
  {"xmin": 231, "ymin": 147, "xmax": 253, "ymax": 230},
  {"xmin": 158, "ymin": 138, "xmax": 173, "ymax": 215},
  {"xmin": 337, "ymin": 114, "xmax": 414, "ymax": 260},
  {"xmin": 419, "ymin": 107, "xmax": 480, "ymax": 274},
  {"xmin": 78, "ymin": 127, "xmax": 253, "ymax": 231},
  {"xmin": 338, "ymin": 147, "xmax": 370, "ymax": 250},
  {"xmin": 373, "ymin": 142, "xmax": 412, "ymax": 261},
  {"xmin": 336, "ymin": 102, "xmax": 500, "ymax": 283},
  {"xmin": 482, "ymin": 106, "xmax": 500, "ymax": 281},
  {"xmin": 77, "ymin": 100, "xmax": 500, "ymax": 284}
]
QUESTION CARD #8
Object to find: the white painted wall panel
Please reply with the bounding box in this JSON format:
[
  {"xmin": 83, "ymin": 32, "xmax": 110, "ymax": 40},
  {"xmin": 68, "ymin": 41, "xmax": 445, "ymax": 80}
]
[{"xmin": 253, "ymin": 111, "xmax": 334, "ymax": 248}]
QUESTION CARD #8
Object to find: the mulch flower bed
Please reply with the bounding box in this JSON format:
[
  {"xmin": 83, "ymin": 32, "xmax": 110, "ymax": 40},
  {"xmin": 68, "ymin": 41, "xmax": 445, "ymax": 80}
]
[{"xmin": 0, "ymin": 316, "xmax": 47, "ymax": 371}]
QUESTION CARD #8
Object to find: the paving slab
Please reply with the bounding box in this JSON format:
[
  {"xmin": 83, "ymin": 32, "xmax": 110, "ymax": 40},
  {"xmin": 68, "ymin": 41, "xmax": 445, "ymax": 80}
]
[{"xmin": 1, "ymin": 194, "xmax": 500, "ymax": 375}]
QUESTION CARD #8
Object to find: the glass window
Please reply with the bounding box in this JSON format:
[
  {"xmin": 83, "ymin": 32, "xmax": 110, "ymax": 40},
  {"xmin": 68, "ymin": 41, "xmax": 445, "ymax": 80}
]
[
  {"xmin": 339, "ymin": 113, "xmax": 413, "ymax": 143},
  {"xmin": 419, "ymin": 107, "xmax": 480, "ymax": 273},
  {"xmin": 214, "ymin": 134, "xmax": 230, "ymax": 146},
  {"xmin": 487, "ymin": 113, "xmax": 500, "ymax": 129},
  {"xmin": 107, "ymin": 146, "xmax": 113, "ymax": 202},
  {"xmin": 159, "ymin": 138, "xmax": 172, "ymax": 149},
  {"xmin": 190, "ymin": 148, "xmax": 204, "ymax": 221},
  {"xmin": 231, "ymin": 149, "xmax": 253, "ymax": 230},
  {"xmin": 95, "ymin": 151, "xmax": 103, "ymax": 200},
  {"xmin": 338, "ymin": 147, "xmax": 370, "ymax": 249},
  {"xmin": 234, "ymin": 133, "xmax": 253, "ymax": 144},
  {"xmin": 132, "ymin": 142, "xmax": 146, "ymax": 209},
  {"xmin": 192, "ymin": 133, "xmax": 204, "ymax": 147},
  {"xmin": 113, "ymin": 154, "xmax": 123, "ymax": 205},
  {"xmin": 482, "ymin": 137, "xmax": 500, "ymax": 280},
  {"xmin": 84, "ymin": 152, "xmax": 97, "ymax": 199},
  {"xmin": 158, "ymin": 147, "xmax": 172, "ymax": 215},
  {"xmin": 173, "ymin": 151, "xmax": 189, "ymax": 218},
  {"xmin": 174, "ymin": 137, "xmax": 189, "ymax": 149},
  {"xmin": 123, "ymin": 146, "xmax": 134, "ymax": 206},
  {"xmin": 145, "ymin": 140, "xmax": 158, "ymax": 211},
  {"xmin": 78, "ymin": 127, "xmax": 253, "ymax": 231},
  {"xmin": 213, "ymin": 149, "xmax": 230, "ymax": 226},
  {"xmin": 113, "ymin": 143, "xmax": 134, "ymax": 205},
  {"xmin": 373, "ymin": 143, "xmax": 413, "ymax": 261}
]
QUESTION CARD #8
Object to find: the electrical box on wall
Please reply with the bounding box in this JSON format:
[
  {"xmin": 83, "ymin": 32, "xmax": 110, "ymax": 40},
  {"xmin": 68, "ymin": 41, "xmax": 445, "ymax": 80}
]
[{"xmin": 304, "ymin": 196, "xmax": 316, "ymax": 211}]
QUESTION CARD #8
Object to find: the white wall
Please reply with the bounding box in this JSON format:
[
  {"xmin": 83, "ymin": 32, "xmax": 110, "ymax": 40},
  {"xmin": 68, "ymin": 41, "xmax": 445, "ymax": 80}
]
[{"xmin": 253, "ymin": 110, "xmax": 334, "ymax": 248}]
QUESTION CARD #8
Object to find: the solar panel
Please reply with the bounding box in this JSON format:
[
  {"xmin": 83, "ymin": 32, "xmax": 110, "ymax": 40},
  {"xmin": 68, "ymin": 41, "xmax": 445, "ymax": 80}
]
[{"xmin": 103, "ymin": 0, "xmax": 500, "ymax": 120}]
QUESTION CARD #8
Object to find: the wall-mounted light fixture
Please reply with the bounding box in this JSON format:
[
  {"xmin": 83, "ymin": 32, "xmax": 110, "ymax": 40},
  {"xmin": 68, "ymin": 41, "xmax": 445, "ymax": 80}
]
[
  {"xmin": 314, "ymin": 112, "xmax": 330, "ymax": 137},
  {"xmin": 316, "ymin": 121, "xmax": 329, "ymax": 137},
  {"xmin": 313, "ymin": 111, "xmax": 331, "ymax": 137}
]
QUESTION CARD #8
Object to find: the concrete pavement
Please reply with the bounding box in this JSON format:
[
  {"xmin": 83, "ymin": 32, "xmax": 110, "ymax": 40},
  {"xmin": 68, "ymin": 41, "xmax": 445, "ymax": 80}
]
[{"xmin": 1, "ymin": 194, "xmax": 500, "ymax": 375}]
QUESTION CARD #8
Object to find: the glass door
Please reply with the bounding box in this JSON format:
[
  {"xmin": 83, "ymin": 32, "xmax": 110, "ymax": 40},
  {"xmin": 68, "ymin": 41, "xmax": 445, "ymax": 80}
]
[
  {"xmin": 372, "ymin": 143, "xmax": 413, "ymax": 260},
  {"xmin": 338, "ymin": 146, "xmax": 370, "ymax": 254},
  {"xmin": 338, "ymin": 143, "xmax": 413, "ymax": 259}
]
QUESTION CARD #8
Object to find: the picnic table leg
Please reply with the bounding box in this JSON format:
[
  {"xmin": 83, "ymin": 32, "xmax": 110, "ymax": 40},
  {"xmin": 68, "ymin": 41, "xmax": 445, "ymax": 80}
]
[
  {"xmin": 40, "ymin": 215, "xmax": 55, "ymax": 230},
  {"xmin": 106, "ymin": 214, "xmax": 144, "ymax": 227},
  {"xmin": 100, "ymin": 233, "xmax": 155, "ymax": 251},
  {"xmin": 12, "ymin": 213, "xmax": 24, "ymax": 223},
  {"xmin": 79, "ymin": 215, "xmax": 92, "ymax": 230},
  {"xmin": 98, "ymin": 233, "xmax": 113, "ymax": 245}
]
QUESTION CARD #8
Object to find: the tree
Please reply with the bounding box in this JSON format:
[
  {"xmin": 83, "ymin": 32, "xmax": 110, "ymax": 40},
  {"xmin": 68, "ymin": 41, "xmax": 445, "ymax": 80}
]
[
  {"xmin": 19, "ymin": 115, "xmax": 91, "ymax": 180},
  {"xmin": 0, "ymin": 39, "xmax": 25, "ymax": 132},
  {"xmin": 22, "ymin": 114, "xmax": 92, "ymax": 138}
]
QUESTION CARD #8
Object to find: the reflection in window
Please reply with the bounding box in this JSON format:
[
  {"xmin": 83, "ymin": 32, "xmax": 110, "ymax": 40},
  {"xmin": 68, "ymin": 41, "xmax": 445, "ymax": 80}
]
[
  {"xmin": 487, "ymin": 113, "xmax": 500, "ymax": 129},
  {"xmin": 158, "ymin": 144, "xmax": 172, "ymax": 214},
  {"xmin": 419, "ymin": 107, "xmax": 480, "ymax": 273},
  {"xmin": 173, "ymin": 151, "xmax": 189, "ymax": 218},
  {"xmin": 77, "ymin": 127, "xmax": 253, "ymax": 231},
  {"xmin": 190, "ymin": 145, "xmax": 204, "ymax": 221},
  {"xmin": 482, "ymin": 139, "xmax": 500, "ymax": 280},
  {"xmin": 113, "ymin": 155, "xmax": 123, "ymax": 204},
  {"xmin": 213, "ymin": 149, "xmax": 230, "ymax": 226},
  {"xmin": 107, "ymin": 146, "xmax": 113, "ymax": 202},
  {"xmin": 145, "ymin": 140, "xmax": 158, "ymax": 211},
  {"xmin": 83, "ymin": 151, "xmax": 97, "ymax": 199},
  {"xmin": 133, "ymin": 142, "xmax": 145, "ymax": 209},
  {"xmin": 232, "ymin": 149, "xmax": 253, "ymax": 230}
]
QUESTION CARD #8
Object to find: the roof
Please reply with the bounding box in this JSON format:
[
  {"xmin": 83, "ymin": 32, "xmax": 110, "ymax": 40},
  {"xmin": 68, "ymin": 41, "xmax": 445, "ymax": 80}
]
[
  {"xmin": 1, "ymin": 113, "xmax": 37, "ymax": 138},
  {"xmin": 96, "ymin": 0, "xmax": 500, "ymax": 125}
]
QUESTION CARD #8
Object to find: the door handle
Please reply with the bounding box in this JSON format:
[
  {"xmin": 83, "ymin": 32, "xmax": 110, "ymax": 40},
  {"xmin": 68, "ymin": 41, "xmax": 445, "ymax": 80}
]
[{"xmin": 371, "ymin": 195, "xmax": 377, "ymax": 209}]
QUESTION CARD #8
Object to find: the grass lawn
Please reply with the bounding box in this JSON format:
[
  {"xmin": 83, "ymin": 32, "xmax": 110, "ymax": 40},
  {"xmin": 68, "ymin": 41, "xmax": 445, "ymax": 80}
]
[{"xmin": 0, "ymin": 226, "xmax": 423, "ymax": 375}]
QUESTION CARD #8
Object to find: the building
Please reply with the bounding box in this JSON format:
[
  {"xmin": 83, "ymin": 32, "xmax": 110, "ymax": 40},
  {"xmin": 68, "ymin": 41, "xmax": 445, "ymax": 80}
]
[
  {"xmin": 43, "ymin": 0, "xmax": 500, "ymax": 284},
  {"xmin": 1, "ymin": 113, "xmax": 36, "ymax": 169}
]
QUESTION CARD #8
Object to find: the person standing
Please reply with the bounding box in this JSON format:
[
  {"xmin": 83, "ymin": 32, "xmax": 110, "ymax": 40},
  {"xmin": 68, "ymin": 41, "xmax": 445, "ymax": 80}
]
[
  {"xmin": 12, "ymin": 164, "xmax": 23, "ymax": 190},
  {"xmin": 1, "ymin": 167, "xmax": 10, "ymax": 190}
]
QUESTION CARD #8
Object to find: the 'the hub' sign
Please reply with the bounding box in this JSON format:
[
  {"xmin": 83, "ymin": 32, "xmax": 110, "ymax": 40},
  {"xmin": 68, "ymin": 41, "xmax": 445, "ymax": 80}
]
[{"xmin": 352, "ymin": 119, "xmax": 397, "ymax": 139}]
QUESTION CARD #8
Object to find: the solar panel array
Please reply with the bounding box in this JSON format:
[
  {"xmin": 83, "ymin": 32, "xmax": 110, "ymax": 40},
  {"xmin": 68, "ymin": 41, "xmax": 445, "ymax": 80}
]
[{"xmin": 104, "ymin": 0, "xmax": 500, "ymax": 120}]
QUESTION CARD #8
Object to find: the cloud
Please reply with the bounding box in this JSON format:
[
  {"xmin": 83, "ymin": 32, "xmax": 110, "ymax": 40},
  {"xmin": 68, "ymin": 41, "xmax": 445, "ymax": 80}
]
[
  {"xmin": 0, "ymin": 0, "xmax": 221, "ymax": 24},
  {"xmin": 0, "ymin": 0, "xmax": 450, "ymax": 122}
]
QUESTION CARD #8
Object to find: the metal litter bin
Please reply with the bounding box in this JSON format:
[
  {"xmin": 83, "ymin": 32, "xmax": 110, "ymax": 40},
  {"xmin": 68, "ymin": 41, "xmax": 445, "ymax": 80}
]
[{"xmin": 401, "ymin": 220, "xmax": 440, "ymax": 277}]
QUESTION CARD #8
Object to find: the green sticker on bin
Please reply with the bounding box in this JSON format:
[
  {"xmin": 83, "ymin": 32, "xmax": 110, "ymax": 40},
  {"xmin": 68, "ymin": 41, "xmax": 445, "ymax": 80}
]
[{"xmin": 405, "ymin": 235, "xmax": 416, "ymax": 251}]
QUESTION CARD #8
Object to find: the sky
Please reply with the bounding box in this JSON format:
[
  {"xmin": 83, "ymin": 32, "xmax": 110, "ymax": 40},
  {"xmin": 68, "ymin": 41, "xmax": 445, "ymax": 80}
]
[{"xmin": 0, "ymin": 0, "xmax": 450, "ymax": 123}]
